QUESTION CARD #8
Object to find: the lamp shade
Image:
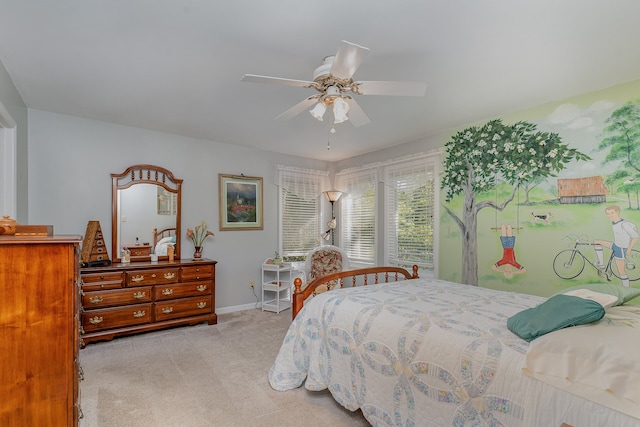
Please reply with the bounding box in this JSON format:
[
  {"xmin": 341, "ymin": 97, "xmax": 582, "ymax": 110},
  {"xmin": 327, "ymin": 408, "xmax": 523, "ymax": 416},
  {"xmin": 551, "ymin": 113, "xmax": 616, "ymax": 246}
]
[
  {"xmin": 323, "ymin": 190, "xmax": 343, "ymax": 203},
  {"xmin": 309, "ymin": 102, "xmax": 326, "ymax": 121},
  {"xmin": 332, "ymin": 96, "xmax": 349, "ymax": 124}
]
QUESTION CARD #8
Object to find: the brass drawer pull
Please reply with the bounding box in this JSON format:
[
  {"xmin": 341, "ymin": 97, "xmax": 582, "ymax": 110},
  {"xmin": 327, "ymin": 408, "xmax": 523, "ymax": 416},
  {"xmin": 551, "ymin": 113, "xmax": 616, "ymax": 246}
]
[
  {"xmin": 133, "ymin": 310, "xmax": 146, "ymax": 318},
  {"xmin": 162, "ymin": 307, "xmax": 173, "ymax": 314},
  {"xmin": 89, "ymin": 296, "xmax": 103, "ymax": 304},
  {"xmin": 164, "ymin": 272, "xmax": 176, "ymax": 280},
  {"xmin": 89, "ymin": 316, "xmax": 104, "ymax": 325},
  {"xmin": 197, "ymin": 301, "xmax": 207, "ymax": 309},
  {"xmin": 196, "ymin": 285, "xmax": 207, "ymax": 292},
  {"xmin": 131, "ymin": 275, "xmax": 144, "ymax": 283},
  {"xmin": 132, "ymin": 291, "xmax": 146, "ymax": 299},
  {"xmin": 162, "ymin": 288, "xmax": 173, "ymax": 296}
]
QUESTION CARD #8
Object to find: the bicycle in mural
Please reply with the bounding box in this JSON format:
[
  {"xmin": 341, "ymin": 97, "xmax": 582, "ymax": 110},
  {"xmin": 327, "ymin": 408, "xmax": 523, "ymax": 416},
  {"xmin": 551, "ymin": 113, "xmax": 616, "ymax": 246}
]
[{"xmin": 553, "ymin": 235, "xmax": 640, "ymax": 282}]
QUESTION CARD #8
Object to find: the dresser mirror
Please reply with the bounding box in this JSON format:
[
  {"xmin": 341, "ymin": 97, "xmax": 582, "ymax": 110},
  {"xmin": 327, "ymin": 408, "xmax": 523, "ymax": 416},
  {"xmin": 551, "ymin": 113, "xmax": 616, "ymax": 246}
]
[{"xmin": 111, "ymin": 164, "xmax": 182, "ymax": 263}]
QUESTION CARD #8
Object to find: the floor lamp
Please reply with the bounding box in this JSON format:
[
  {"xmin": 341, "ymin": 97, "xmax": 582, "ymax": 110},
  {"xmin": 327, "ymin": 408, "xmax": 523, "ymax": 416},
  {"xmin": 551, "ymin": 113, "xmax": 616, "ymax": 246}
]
[{"xmin": 322, "ymin": 190, "xmax": 343, "ymax": 246}]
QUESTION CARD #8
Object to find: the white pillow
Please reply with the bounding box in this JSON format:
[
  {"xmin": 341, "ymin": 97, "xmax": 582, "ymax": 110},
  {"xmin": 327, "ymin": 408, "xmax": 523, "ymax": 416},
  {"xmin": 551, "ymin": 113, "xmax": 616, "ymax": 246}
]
[
  {"xmin": 157, "ymin": 236, "xmax": 174, "ymax": 245},
  {"xmin": 562, "ymin": 289, "xmax": 619, "ymax": 309},
  {"xmin": 523, "ymin": 306, "xmax": 640, "ymax": 419}
]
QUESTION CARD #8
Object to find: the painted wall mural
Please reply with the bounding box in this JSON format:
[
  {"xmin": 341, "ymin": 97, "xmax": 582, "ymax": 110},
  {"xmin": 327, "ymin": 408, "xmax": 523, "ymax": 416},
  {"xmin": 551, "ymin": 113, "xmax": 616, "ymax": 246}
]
[{"xmin": 439, "ymin": 81, "xmax": 640, "ymax": 303}]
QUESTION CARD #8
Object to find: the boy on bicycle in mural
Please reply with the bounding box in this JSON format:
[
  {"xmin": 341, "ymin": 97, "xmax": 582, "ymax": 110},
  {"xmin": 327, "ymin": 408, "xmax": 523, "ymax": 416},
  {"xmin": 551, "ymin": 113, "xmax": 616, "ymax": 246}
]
[{"xmin": 594, "ymin": 205, "xmax": 639, "ymax": 288}]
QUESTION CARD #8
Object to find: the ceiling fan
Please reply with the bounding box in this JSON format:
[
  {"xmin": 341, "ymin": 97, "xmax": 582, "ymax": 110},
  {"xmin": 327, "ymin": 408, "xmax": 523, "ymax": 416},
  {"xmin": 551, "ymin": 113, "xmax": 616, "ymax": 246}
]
[{"xmin": 241, "ymin": 40, "xmax": 428, "ymax": 127}]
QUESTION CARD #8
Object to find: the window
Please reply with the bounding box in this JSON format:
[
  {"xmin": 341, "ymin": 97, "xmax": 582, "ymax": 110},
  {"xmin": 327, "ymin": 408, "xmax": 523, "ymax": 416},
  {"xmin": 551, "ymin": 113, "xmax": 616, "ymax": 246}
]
[
  {"xmin": 336, "ymin": 167, "xmax": 378, "ymax": 266},
  {"xmin": 384, "ymin": 155, "xmax": 437, "ymax": 270},
  {"xmin": 335, "ymin": 152, "xmax": 439, "ymax": 273},
  {"xmin": 276, "ymin": 166, "xmax": 328, "ymax": 261}
]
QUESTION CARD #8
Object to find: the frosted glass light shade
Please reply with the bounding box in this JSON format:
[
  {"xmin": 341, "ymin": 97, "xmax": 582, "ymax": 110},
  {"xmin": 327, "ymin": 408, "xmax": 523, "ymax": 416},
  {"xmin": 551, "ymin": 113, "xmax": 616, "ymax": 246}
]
[
  {"xmin": 323, "ymin": 190, "xmax": 343, "ymax": 203},
  {"xmin": 309, "ymin": 102, "xmax": 326, "ymax": 121},
  {"xmin": 332, "ymin": 97, "xmax": 349, "ymax": 124}
]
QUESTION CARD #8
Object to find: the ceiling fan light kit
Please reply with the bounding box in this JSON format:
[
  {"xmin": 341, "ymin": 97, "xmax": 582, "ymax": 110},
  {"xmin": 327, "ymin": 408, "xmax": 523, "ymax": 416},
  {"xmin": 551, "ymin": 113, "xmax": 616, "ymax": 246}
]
[
  {"xmin": 331, "ymin": 96, "xmax": 349, "ymax": 124},
  {"xmin": 242, "ymin": 40, "xmax": 427, "ymax": 129},
  {"xmin": 309, "ymin": 102, "xmax": 327, "ymax": 121}
]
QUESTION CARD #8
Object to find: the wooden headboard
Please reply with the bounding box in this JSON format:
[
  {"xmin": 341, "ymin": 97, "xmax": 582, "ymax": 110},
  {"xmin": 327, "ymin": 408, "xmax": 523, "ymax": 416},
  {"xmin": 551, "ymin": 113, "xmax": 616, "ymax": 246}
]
[
  {"xmin": 152, "ymin": 227, "xmax": 176, "ymax": 248},
  {"xmin": 291, "ymin": 265, "xmax": 419, "ymax": 319}
]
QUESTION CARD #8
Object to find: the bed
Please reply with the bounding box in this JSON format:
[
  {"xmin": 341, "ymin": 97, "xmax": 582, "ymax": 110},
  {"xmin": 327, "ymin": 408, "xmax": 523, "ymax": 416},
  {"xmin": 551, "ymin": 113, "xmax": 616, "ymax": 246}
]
[
  {"xmin": 152, "ymin": 227, "xmax": 176, "ymax": 255},
  {"xmin": 270, "ymin": 266, "xmax": 640, "ymax": 426}
]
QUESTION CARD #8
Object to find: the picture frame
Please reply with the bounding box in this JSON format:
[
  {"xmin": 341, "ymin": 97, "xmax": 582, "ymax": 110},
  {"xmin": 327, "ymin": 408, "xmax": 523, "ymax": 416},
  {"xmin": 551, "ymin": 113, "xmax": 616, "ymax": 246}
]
[
  {"xmin": 219, "ymin": 174, "xmax": 263, "ymax": 231},
  {"xmin": 157, "ymin": 186, "xmax": 177, "ymax": 215}
]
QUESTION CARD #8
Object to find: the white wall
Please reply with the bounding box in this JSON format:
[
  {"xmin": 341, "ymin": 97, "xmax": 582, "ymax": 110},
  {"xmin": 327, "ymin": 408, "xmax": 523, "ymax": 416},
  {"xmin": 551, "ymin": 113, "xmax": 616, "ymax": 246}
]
[{"xmin": 27, "ymin": 109, "xmax": 329, "ymax": 311}]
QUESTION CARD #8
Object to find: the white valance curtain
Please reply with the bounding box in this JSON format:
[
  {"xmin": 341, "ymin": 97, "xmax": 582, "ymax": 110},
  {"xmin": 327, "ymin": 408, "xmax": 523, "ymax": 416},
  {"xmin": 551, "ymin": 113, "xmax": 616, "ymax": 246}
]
[{"xmin": 274, "ymin": 165, "xmax": 329, "ymax": 199}]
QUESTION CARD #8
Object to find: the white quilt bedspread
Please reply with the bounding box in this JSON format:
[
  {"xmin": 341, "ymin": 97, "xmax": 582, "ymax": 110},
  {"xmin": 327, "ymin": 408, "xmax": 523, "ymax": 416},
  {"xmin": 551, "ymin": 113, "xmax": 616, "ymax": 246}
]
[{"xmin": 269, "ymin": 278, "xmax": 638, "ymax": 426}]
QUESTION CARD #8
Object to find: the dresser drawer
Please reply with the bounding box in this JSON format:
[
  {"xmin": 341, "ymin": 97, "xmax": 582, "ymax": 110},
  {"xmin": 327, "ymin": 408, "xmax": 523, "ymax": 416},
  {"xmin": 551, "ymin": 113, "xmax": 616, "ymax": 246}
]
[
  {"xmin": 155, "ymin": 296, "xmax": 212, "ymax": 321},
  {"xmin": 82, "ymin": 286, "xmax": 152, "ymax": 309},
  {"xmin": 155, "ymin": 281, "xmax": 212, "ymax": 301},
  {"xmin": 181, "ymin": 265, "xmax": 214, "ymax": 281},
  {"xmin": 126, "ymin": 268, "xmax": 179, "ymax": 286},
  {"xmin": 82, "ymin": 271, "xmax": 124, "ymax": 291},
  {"xmin": 81, "ymin": 304, "xmax": 152, "ymax": 332}
]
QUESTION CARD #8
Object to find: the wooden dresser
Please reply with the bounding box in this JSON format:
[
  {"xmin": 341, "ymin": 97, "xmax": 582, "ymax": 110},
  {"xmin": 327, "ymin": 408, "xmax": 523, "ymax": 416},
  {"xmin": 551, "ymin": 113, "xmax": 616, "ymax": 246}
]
[
  {"xmin": 80, "ymin": 259, "xmax": 217, "ymax": 345},
  {"xmin": 0, "ymin": 234, "xmax": 82, "ymax": 427}
]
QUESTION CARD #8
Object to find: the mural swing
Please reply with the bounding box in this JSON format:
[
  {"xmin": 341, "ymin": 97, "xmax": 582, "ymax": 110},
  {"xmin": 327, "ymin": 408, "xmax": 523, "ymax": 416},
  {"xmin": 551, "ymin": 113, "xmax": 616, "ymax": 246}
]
[{"xmin": 490, "ymin": 178, "xmax": 526, "ymax": 279}]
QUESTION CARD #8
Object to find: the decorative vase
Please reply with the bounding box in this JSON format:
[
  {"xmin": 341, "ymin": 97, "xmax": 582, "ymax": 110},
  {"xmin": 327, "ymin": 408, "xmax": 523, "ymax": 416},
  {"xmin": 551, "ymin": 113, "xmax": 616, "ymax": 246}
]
[
  {"xmin": 193, "ymin": 246, "xmax": 203, "ymax": 260},
  {"xmin": 0, "ymin": 215, "xmax": 17, "ymax": 235}
]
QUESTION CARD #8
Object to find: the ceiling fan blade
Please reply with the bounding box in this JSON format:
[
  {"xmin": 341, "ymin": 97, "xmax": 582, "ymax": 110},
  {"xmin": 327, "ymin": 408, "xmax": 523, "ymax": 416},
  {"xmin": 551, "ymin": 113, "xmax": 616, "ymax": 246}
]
[
  {"xmin": 274, "ymin": 96, "xmax": 321, "ymax": 121},
  {"xmin": 242, "ymin": 74, "xmax": 315, "ymax": 88},
  {"xmin": 355, "ymin": 81, "xmax": 428, "ymax": 96},
  {"xmin": 345, "ymin": 98, "xmax": 371, "ymax": 128},
  {"xmin": 330, "ymin": 40, "xmax": 370, "ymax": 80}
]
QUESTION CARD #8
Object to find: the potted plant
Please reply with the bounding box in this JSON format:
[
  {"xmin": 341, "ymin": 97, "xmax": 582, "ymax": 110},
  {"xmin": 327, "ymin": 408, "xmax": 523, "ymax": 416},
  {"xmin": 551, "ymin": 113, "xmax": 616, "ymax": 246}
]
[{"xmin": 273, "ymin": 251, "xmax": 283, "ymax": 266}]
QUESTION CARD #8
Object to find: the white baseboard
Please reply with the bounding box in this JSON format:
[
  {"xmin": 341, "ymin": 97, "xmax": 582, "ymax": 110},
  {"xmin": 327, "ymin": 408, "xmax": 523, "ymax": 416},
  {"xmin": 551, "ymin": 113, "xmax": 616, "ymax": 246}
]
[{"xmin": 216, "ymin": 302, "xmax": 261, "ymax": 314}]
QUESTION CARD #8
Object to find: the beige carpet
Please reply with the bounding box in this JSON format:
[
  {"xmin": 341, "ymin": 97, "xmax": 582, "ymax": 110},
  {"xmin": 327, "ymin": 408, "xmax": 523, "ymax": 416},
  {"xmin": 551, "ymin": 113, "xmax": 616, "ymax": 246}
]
[{"xmin": 79, "ymin": 309, "xmax": 370, "ymax": 427}]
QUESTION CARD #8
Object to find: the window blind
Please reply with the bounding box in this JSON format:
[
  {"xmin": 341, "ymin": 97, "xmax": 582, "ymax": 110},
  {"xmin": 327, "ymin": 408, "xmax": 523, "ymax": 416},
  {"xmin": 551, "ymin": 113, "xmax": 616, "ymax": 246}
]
[
  {"xmin": 385, "ymin": 158, "xmax": 436, "ymax": 270},
  {"xmin": 336, "ymin": 167, "xmax": 378, "ymax": 265},
  {"xmin": 277, "ymin": 167, "xmax": 327, "ymax": 259}
]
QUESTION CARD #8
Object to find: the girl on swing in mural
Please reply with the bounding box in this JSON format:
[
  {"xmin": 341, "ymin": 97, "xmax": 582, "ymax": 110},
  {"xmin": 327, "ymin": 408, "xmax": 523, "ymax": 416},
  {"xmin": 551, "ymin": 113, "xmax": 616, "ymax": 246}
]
[{"xmin": 491, "ymin": 224, "xmax": 526, "ymax": 278}]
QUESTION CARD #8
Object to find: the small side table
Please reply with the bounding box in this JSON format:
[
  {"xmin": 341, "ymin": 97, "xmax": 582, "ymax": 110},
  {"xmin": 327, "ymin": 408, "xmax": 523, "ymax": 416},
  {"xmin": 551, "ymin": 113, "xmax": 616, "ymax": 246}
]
[{"xmin": 261, "ymin": 262, "xmax": 294, "ymax": 313}]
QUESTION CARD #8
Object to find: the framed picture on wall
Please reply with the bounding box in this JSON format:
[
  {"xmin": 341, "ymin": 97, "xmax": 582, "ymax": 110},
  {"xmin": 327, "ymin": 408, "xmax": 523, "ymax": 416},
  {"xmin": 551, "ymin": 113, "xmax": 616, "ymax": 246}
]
[
  {"xmin": 218, "ymin": 174, "xmax": 263, "ymax": 231},
  {"xmin": 157, "ymin": 186, "xmax": 177, "ymax": 215}
]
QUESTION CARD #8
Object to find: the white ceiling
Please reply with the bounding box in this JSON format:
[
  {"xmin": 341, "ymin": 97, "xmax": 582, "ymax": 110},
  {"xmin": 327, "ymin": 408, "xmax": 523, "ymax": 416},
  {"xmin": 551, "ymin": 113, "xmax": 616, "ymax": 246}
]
[{"xmin": 1, "ymin": 1, "xmax": 640, "ymax": 162}]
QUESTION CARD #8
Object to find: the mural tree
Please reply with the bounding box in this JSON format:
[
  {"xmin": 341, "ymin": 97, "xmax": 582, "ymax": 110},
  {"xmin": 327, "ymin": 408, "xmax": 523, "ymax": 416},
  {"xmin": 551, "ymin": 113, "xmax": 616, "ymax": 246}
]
[
  {"xmin": 598, "ymin": 99, "xmax": 640, "ymax": 209},
  {"xmin": 599, "ymin": 99, "xmax": 640, "ymax": 173},
  {"xmin": 441, "ymin": 119, "xmax": 590, "ymax": 285}
]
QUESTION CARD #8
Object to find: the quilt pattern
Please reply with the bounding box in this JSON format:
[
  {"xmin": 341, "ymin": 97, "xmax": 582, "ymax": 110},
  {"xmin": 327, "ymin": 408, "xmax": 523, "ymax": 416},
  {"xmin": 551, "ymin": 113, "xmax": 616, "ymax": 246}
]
[{"xmin": 269, "ymin": 279, "xmax": 543, "ymax": 426}]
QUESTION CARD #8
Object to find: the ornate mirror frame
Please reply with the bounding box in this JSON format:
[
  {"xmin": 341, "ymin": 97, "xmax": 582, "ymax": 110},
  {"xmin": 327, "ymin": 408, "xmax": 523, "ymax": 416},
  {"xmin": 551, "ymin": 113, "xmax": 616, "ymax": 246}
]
[{"xmin": 111, "ymin": 164, "xmax": 183, "ymax": 263}]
